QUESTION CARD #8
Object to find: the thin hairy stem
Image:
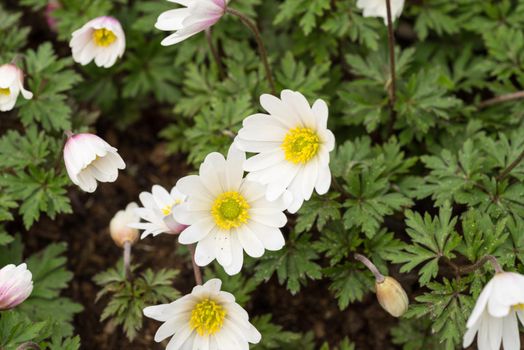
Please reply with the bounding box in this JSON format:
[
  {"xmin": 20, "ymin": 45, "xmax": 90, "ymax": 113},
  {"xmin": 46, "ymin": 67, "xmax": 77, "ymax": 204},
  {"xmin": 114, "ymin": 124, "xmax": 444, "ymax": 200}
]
[
  {"xmin": 16, "ymin": 342, "xmax": 40, "ymax": 350},
  {"xmin": 188, "ymin": 244, "xmax": 203, "ymax": 285},
  {"xmin": 497, "ymin": 149, "xmax": 524, "ymax": 181},
  {"xmin": 385, "ymin": 0, "xmax": 397, "ymax": 133},
  {"xmin": 226, "ymin": 7, "xmax": 276, "ymax": 94},
  {"xmin": 123, "ymin": 241, "xmax": 132, "ymax": 280},
  {"xmin": 205, "ymin": 28, "xmax": 226, "ymax": 79},
  {"xmin": 478, "ymin": 91, "xmax": 524, "ymax": 109},
  {"xmin": 355, "ymin": 253, "xmax": 385, "ymax": 283},
  {"xmin": 459, "ymin": 255, "xmax": 503, "ymax": 275}
]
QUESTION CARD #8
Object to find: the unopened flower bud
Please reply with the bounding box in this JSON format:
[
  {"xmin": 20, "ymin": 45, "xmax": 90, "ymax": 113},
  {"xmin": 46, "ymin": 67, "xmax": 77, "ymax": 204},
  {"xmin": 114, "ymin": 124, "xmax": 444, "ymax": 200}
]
[
  {"xmin": 0, "ymin": 263, "xmax": 33, "ymax": 310},
  {"xmin": 375, "ymin": 276, "xmax": 409, "ymax": 317},
  {"xmin": 110, "ymin": 202, "xmax": 139, "ymax": 247},
  {"xmin": 63, "ymin": 132, "xmax": 126, "ymax": 193}
]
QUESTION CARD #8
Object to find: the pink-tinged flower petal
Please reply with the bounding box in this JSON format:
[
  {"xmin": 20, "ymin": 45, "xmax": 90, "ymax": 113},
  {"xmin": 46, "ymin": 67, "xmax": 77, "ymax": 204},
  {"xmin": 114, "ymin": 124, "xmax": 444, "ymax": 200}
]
[
  {"xmin": 63, "ymin": 133, "xmax": 125, "ymax": 193},
  {"xmin": 0, "ymin": 263, "xmax": 33, "ymax": 310}
]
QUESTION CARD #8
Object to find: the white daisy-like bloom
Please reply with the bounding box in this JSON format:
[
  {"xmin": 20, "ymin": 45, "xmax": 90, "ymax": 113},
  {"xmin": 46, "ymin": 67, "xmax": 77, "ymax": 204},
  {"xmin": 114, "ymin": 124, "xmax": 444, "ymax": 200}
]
[
  {"xmin": 144, "ymin": 278, "xmax": 261, "ymax": 350},
  {"xmin": 0, "ymin": 64, "xmax": 33, "ymax": 112},
  {"xmin": 63, "ymin": 133, "xmax": 126, "ymax": 193},
  {"xmin": 463, "ymin": 272, "xmax": 524, "ymax": 350},
  {"xmin": 110, "ymin": 202, "xmax": 140, "ymax": 247},
  {"xmin": 356, "ymin": 0, "xmax": 405, "ymax": 25},
  {"xmin": 0, "ymin": 263, "xmax": 33, "ymax": 311},
  {"xmin": 129, "ymin": 185, "xmax": 187, "ymax": 238},
  {"xmin": 70, "ymin": 16, "xmax": 126, "ymax": 68},
  {"xmin": 173, "ymin": 146, "xmax": 287, "ymax": 275},
  {"xmin": 155, "ymin": 0, "xmax": 228, "ymax": 46},
  {"xmin": 234, "ymin": 90, "xmax": 335, "ymax": 214}
]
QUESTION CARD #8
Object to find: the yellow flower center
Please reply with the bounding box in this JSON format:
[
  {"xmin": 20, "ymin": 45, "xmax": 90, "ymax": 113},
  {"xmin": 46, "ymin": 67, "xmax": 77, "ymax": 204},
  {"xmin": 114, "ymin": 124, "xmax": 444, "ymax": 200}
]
[
  {"xmin": 281, "ymin": 127, "xmax": 321, "ymax": 164},
  {"xmin": 190, "ymin": 298, "xmax": 226, "ymax": 336},
  {"xmin": 161, "ymin": 199, "xmax": 183, "ymax": 216},
  {"xmin": 514, "ymin": 303, "xmax": 524, "ymax": 311},
  {"xmin": 0, "ymin": 87, "xmax": 10, "ymax": 96},
  {"xmin": 211, "ymin": 191, "xmax": 250, "ymax": 230},
  {"xmin": 93, "ymin": 28, "xmax": 117, "ymax": 47}
]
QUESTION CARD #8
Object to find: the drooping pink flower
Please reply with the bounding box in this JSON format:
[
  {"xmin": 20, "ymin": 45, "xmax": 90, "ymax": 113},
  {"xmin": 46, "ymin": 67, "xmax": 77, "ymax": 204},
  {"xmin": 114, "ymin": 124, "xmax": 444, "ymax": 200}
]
[
  {"xmin": 45, "ymin": 0, "xmax": 61, "ymax": 32},
  {"xmin": 0, "ymin": 63, "xmax": 33, "ymax": 112},
  {"xmin": 63, "ymin": 133, "xmax": 126, "ymax": 193},
  {"xmin": 155, "ymin": 0, "xmax": 229, "ymax": 46},
  {"xmin": 0, "ymin": 263, "xmax": 33, "ymax": 310}
]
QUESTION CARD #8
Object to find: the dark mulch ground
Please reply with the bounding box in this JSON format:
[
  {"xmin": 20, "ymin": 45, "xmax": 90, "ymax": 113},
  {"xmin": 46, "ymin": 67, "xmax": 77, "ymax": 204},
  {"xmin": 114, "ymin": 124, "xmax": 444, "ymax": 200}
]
[{"xmin": 11, "ymin": 115, "xmax": 408, "ymax": 349}]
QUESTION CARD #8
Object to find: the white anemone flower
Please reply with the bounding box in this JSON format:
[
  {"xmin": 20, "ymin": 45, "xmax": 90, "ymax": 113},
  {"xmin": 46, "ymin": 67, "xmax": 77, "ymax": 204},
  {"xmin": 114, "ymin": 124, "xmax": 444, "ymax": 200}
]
[
  {"xmin": 144, "ymin": 278, "xmax": 261, "ymax": 350},
  {"xmin": 0, "ymin": 64, "xmax": 33, "ymax": 112},
  {"xmin": 155, "ymin": 0, "xmax": 228, "ymax": 46},
  {"xmin": 173, "ymin": 146, "xmax": 287, "ymax": 275},
  {"xmin": 234, "ymin": 90, "xmax": 335, "ymax": 214},
  {"xmin": 463, "ymin": 272, "xmax": 524, "ymax": 350},
  {"xmin": 0, "ymin": 263, "xmax": 33, "ymax": 311},
  {"xmin": 70, "ymin": 16, "xmax": 126, "ymax": 68},
  {"xmin": 110, "ymin": 202, "xmax": 140, "ymax": 247},
  {"xmin": 129, "ymin": 185, "xmax": 187, "ymax": 238},
  {"xmin": 63, "ymin": 133, "xmax": 126, "ymax": 193},
  {"xmin": 356, "ymin": 0, "xmax": 405, "ymax": 25}
]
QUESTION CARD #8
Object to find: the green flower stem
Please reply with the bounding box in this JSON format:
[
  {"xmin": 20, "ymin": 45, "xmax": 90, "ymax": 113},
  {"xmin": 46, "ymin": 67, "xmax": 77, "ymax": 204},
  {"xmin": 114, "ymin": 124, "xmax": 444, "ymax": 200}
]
[
  {"xmin": 188, "ymin": 244, "xmax": 203, "ymax": 285},
  {"xmin": 355, "ymin": 253, "xmax": 385, "ymax": 283},
  {"xmin": 205, "ymin": 28, "xmax": 226, "ymax": 79},
  {"xmin": 226, "ymin": 7, "xmax": 276, "ymax": 94}
]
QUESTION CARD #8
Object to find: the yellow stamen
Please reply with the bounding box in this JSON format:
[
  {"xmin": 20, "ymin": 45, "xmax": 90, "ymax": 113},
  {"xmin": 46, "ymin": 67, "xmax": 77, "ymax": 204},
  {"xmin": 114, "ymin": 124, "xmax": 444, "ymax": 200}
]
[
  {"xmin": 190, "ymin": 298, "xmax": 226, "ymax": 336},
  {"xmin": 514, "ymin": 303, "xmax": 524, "ymax": 311},
  {"xmin": 93, "ymin": 28, "xmax": 117, "ymax": 47},
  {"xmin": 0, "ymin": 87, "xmax": 10, "ymax": 96},
  {"xmin": 161, "ymin": 199, "xmax": 183, "ymax": 216},
  {"xmin": 281, "ymin": 127, "xmax": 320, "ymax": 164},
  {"xmin": 211, "ymin": 191, "xmax": 250, "ymax": 230}
]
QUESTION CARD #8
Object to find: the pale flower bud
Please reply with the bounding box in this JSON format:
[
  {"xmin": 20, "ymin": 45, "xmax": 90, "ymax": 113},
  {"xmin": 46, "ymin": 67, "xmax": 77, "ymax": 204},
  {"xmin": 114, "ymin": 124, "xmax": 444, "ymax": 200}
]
[
  {"xmin": 0, "ymin": 263, "xmax": 33, "ymax": 310},
  {"xmin": 375, "ymin": 276, "xmax": 409, "ymax": 317},
  {"xmin": 110, "ymin": 202, "xmax": 140, "ymax": 247},
  {"xmin": 0, "ymin": 63, "xmax": 33, "ymax": 112},
  {"xmin": 63, "ymin": 132, "xmax": 126, "ymax": 193}
]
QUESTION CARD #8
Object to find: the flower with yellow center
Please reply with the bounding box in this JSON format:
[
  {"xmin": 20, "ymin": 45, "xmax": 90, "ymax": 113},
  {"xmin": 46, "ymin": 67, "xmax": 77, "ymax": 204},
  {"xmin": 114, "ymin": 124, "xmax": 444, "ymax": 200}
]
[
  {"xmin": 70, "ymin": 16, "xmax": 125, "ymax": 68},
  {"xmin": 464, "ymin": 271, "xmax": 524, "ymax": 350},
  {"xmin": 129, "ymin": 185, "xmax": 187, "ymax": 238},
  {"xmin": 144, "ymin": 279, "xmax": 261, "ymax": 350},
  {"xmin": 235, "ymin": 90, "xmax": 335, "ymax": 214},
  {"xmin": 92, "ymin": 28, "xmax": 117, "ymax": 46},
  {"xmin": 190, "ymin": 298, "xmax": 226, "ymax": 336},
  {"xmin": 0, "ymin": 63, "xmax": 33, "ymax": 112},
  {"xmin": 173, "ymin": 146, "xmax": 287, "ymax": 275},
  {"xmin": 211, "ymin": 191, "xmax": 250, "ymax": 230}
]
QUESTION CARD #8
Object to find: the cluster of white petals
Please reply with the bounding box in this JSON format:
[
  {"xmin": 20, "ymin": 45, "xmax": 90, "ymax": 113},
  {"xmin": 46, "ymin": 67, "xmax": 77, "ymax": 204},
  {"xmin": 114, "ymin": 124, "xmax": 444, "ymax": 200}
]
[
  {"xmin": 70, "ymin": 16, "xmax": 126, "ymax": 68},
  {"xmin": 235, "ymin": 90, "xmax": 335, "ymax": 213},
  {"xmin": 174, "ymin": 146, "xmax": 287, "ymax": 275},
  {"xmin": 0, "ymin": 63, "xmax": 33, "ymax": 112},
  {"xmin": 0, "ymin": 263, "xmax": 33, "ymax": 311},
  {"xmin": 144, "ymin": 278, "xmax": 260, "ymax": 350},
  {"xmin": 464, "ymin": 272, "xmax": 524, "ymax": 350},
  {"xmin": 63, "ymin": 133, "xmax": 125, "ymax": 193},
  {"xmin": 129, "ymin": 185, "xmax": 187, "ymax": 238},
  {"xmin": 155, "ymin": 0, "xmax": 229, "ymax": 46},
  {"xmin": 356, "ymin": 0, "xmax": 405, "ymax": 25}
]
